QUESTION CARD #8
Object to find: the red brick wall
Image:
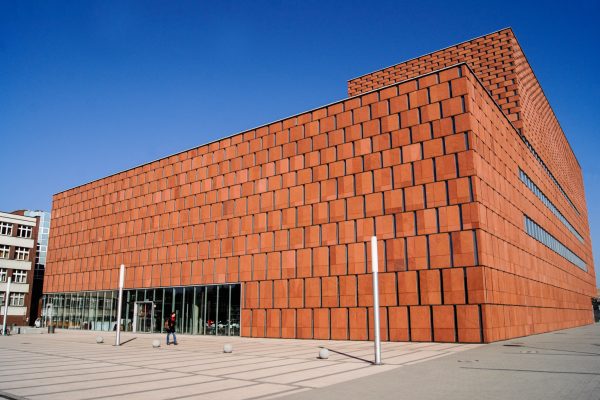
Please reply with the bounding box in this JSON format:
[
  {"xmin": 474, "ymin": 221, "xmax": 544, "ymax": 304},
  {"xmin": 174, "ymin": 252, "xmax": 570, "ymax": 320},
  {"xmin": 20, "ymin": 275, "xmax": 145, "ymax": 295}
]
[
  {"xmin": 44, "ymin": 30, "xmax": 595, "ymax": 342},
  {"xmin": 348, "ymin": 29, "xmax": 516, "ymax": 116},
  {"xmin": 511, "ymin": 41, "xmax": 587, "ymax": 221},
  {"xmin": 463, "ymin": 68, "xmax": 595, "ymax": 341},
  {"xmin": 348, "ymin": 29, "xmax": 588, "ymax": 233},
  {"xmin": 46, "ymin": 65, "xmax": 486, "ymax": 342}
]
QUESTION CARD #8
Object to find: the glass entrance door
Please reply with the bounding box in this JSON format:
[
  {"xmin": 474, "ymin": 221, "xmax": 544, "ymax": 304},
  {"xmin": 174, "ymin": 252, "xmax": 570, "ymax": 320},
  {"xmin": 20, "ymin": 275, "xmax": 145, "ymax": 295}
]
[{"xmin": 134, "ymin": 301, "xmax": 154, "ymax": 333}]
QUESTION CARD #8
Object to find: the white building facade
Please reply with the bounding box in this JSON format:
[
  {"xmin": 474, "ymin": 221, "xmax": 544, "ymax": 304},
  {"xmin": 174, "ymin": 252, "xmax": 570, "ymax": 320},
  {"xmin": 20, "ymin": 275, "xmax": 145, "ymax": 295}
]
[{"xmin": 0, "ymin": 211, "xmax": 37, "ymax": 326}]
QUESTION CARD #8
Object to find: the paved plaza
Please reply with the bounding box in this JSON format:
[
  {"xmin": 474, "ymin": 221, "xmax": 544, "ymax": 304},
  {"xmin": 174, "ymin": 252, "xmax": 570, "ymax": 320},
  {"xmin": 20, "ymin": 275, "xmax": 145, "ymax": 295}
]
[
  {"xmin": 285, "ymin": 323, "xmax": 600, "ymax": 400},
  {"xmin": 0, "ymin": 324, "xmax": 599, "ymax": 400},
  {"xmin": 0, "ymin": 329, "xmax": 478, "ymax": 400}
]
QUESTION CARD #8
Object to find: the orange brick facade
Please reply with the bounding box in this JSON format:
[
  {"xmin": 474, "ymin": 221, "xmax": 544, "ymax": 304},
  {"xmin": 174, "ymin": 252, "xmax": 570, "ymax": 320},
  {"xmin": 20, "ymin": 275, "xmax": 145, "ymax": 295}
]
[{"xmin": 44, "ymin": 29, "xmax": 595, "ymax": 342}]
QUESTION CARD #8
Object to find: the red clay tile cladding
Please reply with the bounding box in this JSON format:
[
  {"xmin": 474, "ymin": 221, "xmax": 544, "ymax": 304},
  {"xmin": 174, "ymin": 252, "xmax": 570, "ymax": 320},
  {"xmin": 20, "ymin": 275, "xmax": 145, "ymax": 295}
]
[{"xmin": 44, "ymin": 30, "xmax": 595, "ymax": 343}]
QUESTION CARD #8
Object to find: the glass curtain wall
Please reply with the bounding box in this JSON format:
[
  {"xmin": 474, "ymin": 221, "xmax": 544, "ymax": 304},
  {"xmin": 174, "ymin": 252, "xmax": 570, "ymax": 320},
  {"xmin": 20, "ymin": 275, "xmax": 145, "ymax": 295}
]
[{"xmin": 41, "ymin": 284, "xmax": 240, "ymax": 336}]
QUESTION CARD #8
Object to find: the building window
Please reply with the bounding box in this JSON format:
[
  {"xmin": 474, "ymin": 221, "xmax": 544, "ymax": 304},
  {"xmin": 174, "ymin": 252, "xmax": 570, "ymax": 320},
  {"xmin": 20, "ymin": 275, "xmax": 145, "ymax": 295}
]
[
  {"xmin": 0, "ymin": 269, "xmax": 6, "ymax": 282},
  {"xmin": 519, "ymin": 169, "xmax": 584, "ymax": 243},
  {"xmin": 0, "ymin": 222, "xmax": 12, "ymax": 236},
  {"xmin": 0, "ymin": 293, "xmax": 4, "ymax": 306},
  {"xmin": 0, "ymin": 245, "xmax": 9, "ymax": 259},
  {"xmin": 17, "ymin": 225, "xmax": 32, "ymax": 239},
  {"xmin": 42, "ymin": 284, "xmax": 241, "ymax": 334},
  {"xmin": 13, "ymin": 270, "xmax": 27, "ymax": 283},
  {"xmin": 524, "ymin": 215, "xmax": 586, "ymax": 271},
  {"xmin": 15, "ymin": 247, "xmax": 29, "ymax": 261},
  {"xmin": 9, "ymin": 293, "xmax": 25, "ymax": 307},
  {"xmin": 519, "ymin": 136, "xmax": 579, "ymax": 214}
]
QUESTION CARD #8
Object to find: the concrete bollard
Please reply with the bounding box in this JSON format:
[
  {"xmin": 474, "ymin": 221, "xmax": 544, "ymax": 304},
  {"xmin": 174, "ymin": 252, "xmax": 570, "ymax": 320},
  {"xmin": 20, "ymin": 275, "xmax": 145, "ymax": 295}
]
[
  {"xmin": 152, "ymin": 339, "xmax": 161, "ymax": 348},
  {"xmin": 223, "ymin": 343, "xmax": 233, "ymax": 353},
  {"xmin": 318, "ymin": 348, "xmax": 329, "ymax": 359},
  {"xmin": 96, "ymin": 336, "xmax": 104, "ymax": 344}
]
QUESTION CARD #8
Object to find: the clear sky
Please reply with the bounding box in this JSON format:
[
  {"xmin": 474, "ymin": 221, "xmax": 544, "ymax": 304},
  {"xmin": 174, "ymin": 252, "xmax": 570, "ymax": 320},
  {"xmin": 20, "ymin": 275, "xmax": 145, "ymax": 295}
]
[{"xmin": 1, "ymin": 1, "xmax": 599, "ymax": 285}]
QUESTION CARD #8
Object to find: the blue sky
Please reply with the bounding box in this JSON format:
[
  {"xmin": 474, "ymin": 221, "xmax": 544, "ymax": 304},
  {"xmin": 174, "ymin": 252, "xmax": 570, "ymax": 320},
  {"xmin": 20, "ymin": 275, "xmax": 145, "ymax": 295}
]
[{"xmin": 1, "ymin": 1, "xmax": 598, "ymax": 285}]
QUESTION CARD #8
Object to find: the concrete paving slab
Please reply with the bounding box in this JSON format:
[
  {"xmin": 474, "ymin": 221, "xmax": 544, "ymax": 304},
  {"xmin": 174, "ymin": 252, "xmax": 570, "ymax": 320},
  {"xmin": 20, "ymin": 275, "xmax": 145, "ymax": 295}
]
[
  {"xmin": 169, "ymin": 356, "xmax": 266, "ymax": 373},
  {"xmin": 253, "ymin": 362, "xmax": 366, "ymax": 385},
  {"xmin": 101, "ymin": 379, "xmax": 254, "ymax": 400},
  {"xmin": 201, "ymin": 359, "xmax": 311, "ymax": 376},
  {"xmin": 183, "ymin": 382, "xmax": 302, "ymax": 400},
  {"xmin": 0, "ymin": 368, "xmax": 151, "ymax": 390},
  {"xmin": 298, "ymin": 364, "xmax": 400, "ymax": 388},
  {"xmin": 0, "ymin": 361, "xmax": 117, "ymax": 376},
  {"xmin": 220, "ymin": 360, "xmax": 322, "ymax": 380},
  {"xmin": 0, "ymin": 364, "xmax": 133, "ymax": 383},
  {"xmin": 27, "ymin": 375, "xmax": 223, "ymax": 400},
  {"xmin": 10, "ymin": 371, "xmax": 188, "ymax": 397}
]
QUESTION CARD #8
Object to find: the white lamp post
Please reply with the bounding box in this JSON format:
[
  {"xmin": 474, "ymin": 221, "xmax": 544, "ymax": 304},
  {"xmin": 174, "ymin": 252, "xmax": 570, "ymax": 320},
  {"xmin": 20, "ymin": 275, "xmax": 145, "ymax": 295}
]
[
  {"xmin": 371, "ymin": 236, "xmax": 382, "ymax": 365},
  {"xmin": 2, "ymin": 277, "xmax": 11, "ymax": 335},
  {"xmin": 115, "ymin": 264, "xmax": 125, "ymax": 346}
]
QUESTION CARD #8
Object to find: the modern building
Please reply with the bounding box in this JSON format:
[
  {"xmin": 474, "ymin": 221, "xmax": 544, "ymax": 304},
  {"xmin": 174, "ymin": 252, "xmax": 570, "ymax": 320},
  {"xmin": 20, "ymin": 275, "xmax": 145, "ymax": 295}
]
[
  {"xmin": 0, "ymin": 211, "xmax": 39, "ymax": 327},
  {"xmin": 24, "ymin": 210, "xmax": 51, "ymax": 323},
  {"xmin": 43, "ymin": 28, "xmax": 595, "ymax": 342}
]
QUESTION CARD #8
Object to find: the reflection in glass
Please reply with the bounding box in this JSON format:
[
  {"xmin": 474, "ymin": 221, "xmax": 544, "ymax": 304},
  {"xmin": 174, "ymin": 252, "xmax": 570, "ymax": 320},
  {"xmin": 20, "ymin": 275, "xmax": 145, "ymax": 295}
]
[
  {"xmin": 205, "ymin": 286, "xmax": 217, "ymax": 335},
  {"xmin": 217, "ymin": 285, "xmax": 229, "ymax": 335},
  {"xmin": 230, "ymin": 286, "xmax": 240, "ymax": 336},
  {"xmin": 42, "ymin": 284, "xmax": 241, "ymax": 336},
  {"xmin": 194, "ymin": 286, "xmax": 205, "ymax": 335},
  {"xmin": 183, "ymin": 287, "xmax": 194, "ymax": 334},
  {"xmin": 173, "ymin": 287, "xmax": 183, "ymax": 333}
]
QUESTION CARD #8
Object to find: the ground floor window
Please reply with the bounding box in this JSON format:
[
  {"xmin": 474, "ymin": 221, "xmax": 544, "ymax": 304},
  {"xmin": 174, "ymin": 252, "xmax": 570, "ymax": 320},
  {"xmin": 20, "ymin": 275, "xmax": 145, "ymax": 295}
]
[{"xmin": 41, "ymin": 284, "xmax": 241, "ymax": 336}]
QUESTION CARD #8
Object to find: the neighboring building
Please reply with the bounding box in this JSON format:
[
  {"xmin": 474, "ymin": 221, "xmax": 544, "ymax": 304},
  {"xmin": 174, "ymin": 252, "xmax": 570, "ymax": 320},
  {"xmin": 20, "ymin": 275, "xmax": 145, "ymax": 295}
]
[
  {"xmin": 0, "ymin": 211, "xmax": 38, "ymax": 327},
  {"xmin": 24, "ymin": 210, "xmax": 51, "ymax": 323},
  {"xmin": 43, "ymin": 28, "xmax": 596, "ymax": 342}
]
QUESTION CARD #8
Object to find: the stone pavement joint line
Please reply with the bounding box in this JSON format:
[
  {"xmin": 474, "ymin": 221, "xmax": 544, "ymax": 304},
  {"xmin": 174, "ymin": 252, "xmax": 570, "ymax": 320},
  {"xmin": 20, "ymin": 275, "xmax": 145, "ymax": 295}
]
[{"xmin": 0, "ymin": 330, "xmax": 477, "ymax": 400}]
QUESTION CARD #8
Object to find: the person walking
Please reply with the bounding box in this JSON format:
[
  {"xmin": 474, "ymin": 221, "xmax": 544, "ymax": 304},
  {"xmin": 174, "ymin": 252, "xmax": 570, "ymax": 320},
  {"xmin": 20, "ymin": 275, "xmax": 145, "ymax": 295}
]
[{"xmin": 165, "ymin": 311, "xmax": 178, "ymax": 345}]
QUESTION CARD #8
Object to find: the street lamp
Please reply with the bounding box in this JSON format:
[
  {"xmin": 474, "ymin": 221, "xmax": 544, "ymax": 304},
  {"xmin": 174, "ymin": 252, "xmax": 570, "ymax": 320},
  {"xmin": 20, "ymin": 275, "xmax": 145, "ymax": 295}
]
[
  {"xmin": 371, "ymin": 236, "xmax": 382, "ymax": 365},
  {"xmin": 115, "ymin": 264, "xmax": 125, "ymax": 346},
  {"xmin": 2, "ymin": 277, "xmax": 11, "ymax": 335}
]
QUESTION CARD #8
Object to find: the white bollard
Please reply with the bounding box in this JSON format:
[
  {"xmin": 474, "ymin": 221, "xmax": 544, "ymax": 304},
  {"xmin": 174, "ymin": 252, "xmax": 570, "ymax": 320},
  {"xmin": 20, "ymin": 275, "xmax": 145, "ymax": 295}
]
[
  {"xmin": 223, "ymin": 343, "xmax": 233, "ymax": 353},
  {"xmin": 152, "ymin": 339, "xmax": 161, "ymax": 348},
  {"xmin": 318, "ymin": 348, "xmax": 330, "ymax": 359},
  {"xmin": 96, "ymin": 336, "xmax": 104, "ymax": 344}
]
